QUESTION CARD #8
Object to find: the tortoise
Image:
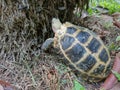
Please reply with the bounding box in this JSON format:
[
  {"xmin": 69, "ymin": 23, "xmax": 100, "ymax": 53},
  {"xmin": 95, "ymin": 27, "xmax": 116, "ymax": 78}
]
[{"xmin": 41, "ymin": 18, "xmax": 113, "ymax": 82}]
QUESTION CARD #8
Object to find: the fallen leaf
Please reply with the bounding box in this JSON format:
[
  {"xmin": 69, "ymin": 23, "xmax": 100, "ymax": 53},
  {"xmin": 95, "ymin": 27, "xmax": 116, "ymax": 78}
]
[{"xmin": 0, "ymin": 85, "xmax": 4, "ymax": 90}]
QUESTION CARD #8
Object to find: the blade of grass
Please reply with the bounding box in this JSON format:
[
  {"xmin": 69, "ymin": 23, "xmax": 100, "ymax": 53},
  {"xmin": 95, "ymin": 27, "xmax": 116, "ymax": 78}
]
[
  {"xmin": 112, "ymin": 70, "xmax": 120, "ymax": 81},
  {"xmin": 72, "ymin": 80, "xmax": 86, "ymax": 90},
  {"xmin": 23, "ymin": 60, "xmax": 37, "ymax": 86}
]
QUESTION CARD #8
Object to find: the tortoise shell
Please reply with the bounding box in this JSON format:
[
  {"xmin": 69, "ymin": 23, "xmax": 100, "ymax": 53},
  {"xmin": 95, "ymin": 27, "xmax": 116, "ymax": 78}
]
[{"xmin": 52, "ymin": 18, "xmax": 113, "ymax": 82}]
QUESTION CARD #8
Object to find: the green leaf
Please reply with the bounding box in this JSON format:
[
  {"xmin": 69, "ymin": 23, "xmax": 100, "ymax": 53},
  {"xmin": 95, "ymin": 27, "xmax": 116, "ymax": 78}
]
[
  {"xmin": 108, "ymin": 42, "xmax": 116, "ymax": 51},
  {"xmin": 72, "ymin": 80, "xmax": 86, "ymax": 90},
  {"xmin": 116, "ymin": 36, "xmax": 120, "ymax": 42},
  {"xmin": 117, "ymin": 47, "xmax": 120, "ymax": 50},
  {"xmin": 112, "ymin": 70, "xmax": 120, "ymax": 81}
]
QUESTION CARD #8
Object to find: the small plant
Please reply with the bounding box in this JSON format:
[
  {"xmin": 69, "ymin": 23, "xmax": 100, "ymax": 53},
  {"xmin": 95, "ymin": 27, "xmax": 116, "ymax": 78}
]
[
  {"xmin": 108, "ymin": 35, "xmax": 120, "ymax": 51},
  {"xmin": 115, "ymin": 36, "xmax": 120, "ymax": 50},
  {"xmin": 88, "ymin": 0, "xmax": 120, "ymax": 14},
  {"xmin": 99, "ymin": 1, "xmax": 120, "ymax": 14},
  {"xmin": 112, "ymin": 70, "xmax": 120, "ymax": 81},
  {"xmin": 72, "ymin": 80, "xmax": 85, "ymax": 90},
  {"xmin": 116, "ymin": 36, "xmax": 120, "ymax": 42}
]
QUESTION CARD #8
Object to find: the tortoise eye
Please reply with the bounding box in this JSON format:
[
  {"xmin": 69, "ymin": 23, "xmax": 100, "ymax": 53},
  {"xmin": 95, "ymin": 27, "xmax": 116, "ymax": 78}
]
[{"xmin": 57, "ymin": 30, "xmax": 62, "ymax": 35}]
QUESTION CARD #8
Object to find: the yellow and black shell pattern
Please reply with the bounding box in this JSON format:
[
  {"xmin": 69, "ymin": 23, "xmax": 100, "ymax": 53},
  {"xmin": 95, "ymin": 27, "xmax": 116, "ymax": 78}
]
[{"xmin": 56, "ymin": 22, "xmax": 113, "ymax": 82}]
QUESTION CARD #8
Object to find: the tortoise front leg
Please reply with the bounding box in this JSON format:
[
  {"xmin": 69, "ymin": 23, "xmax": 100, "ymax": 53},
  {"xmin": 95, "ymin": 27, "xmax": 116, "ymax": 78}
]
[{"xmin": 41, "ymin": 38, "xmax": 54, "ymax": 51}]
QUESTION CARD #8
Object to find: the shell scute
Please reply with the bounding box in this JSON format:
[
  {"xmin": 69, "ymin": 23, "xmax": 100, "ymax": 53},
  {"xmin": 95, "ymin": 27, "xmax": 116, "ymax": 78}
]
[
  {"xmin": 76, "ymin": 31, "xmax": 90, "ymax": 43},
  {"xmin": 99, "ymin": 49, "xmax": 109, "ymax": 63},
  {"xmin": 93, "ymin": 64, "xmax": 105, "ymax": 75},
  {"xmin": 60, "ymin": 35, "xmax": 75, "ymax": 50},
  {"xmin": 77, "ymin": 55, "xmax": 96, "ymax": 72},
  {"xmin": 66, "ymin": 27, "xmax": 77, "ymax": 34},
  {"xmin": 65, "ymin": 43, "xmax": 86, "ymax": 63},
  {"xmin": 87, "ymin": 38, "xmax": 101, "ymax": 53}
]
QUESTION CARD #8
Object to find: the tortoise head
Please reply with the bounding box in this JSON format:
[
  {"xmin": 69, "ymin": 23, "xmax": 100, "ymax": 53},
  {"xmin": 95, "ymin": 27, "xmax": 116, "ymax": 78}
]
[
  {"xmin": 52, "ymin": 18, "xmax": 62, "ymax": 33},
  {"xmin": 52, "ymin": 18, "xmax": 67, "ymax": 38}
]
